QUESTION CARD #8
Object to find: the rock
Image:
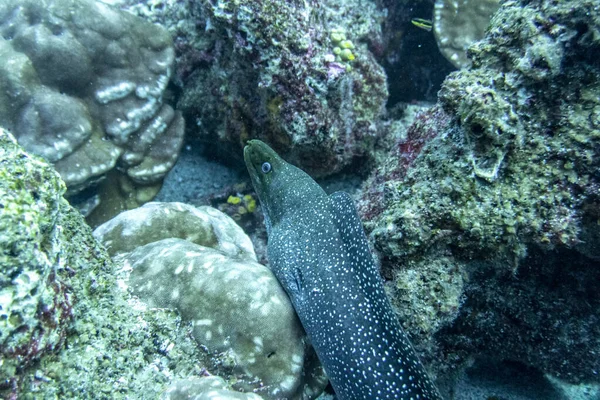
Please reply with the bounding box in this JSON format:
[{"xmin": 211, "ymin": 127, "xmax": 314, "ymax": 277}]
[
  {"xmin": 359, "ymin": 0, "xmax": 600, "ymax": 384},
  {"xmin": 0, "ymin": 126, "xmax": 71, "ymax": 380},
  {"xmin": 0, "ymin": 127, "xmax": 209, "ymax": 399},
  {"xmin": 123, "ymin": 0, "xmax": 388, "ymax": 177}
]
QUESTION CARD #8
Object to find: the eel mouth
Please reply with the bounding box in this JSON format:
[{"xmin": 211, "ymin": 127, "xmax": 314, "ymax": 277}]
[{"xmin": 243, "ymin": 140, "xmax": 259, "ymax": 176}]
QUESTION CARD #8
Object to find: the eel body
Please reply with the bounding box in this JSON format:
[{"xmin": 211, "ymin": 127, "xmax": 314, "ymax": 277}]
[{"xmin": 244, "ymin": 140, "xmax": 442, "ymax": 400}]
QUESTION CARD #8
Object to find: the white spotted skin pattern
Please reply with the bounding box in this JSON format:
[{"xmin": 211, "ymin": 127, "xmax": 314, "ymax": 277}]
[{"xmin": 244, "ymin": 140, "xmax": 442, "ymax": 400}]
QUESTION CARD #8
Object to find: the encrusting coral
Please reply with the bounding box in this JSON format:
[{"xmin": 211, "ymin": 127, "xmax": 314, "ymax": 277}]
[
  {"xmin": 359, "ymin": 0, "xmax": 600, "ymax": 383},
  {"xmin": 0, "ymin": 127, "xmax": 208, "ymax": 399},
  {"xmin": 126, "ymin": 0, "xmax": 388, "ymax": 177}
]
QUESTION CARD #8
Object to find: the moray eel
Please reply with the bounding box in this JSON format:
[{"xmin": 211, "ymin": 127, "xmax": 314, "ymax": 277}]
[{"xmin": 244, "ymin": 140, "xmax": 442, "ymax": 400}]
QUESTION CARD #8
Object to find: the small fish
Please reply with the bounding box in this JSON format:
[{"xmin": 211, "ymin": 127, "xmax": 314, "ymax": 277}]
[
  {"xmin": 244, "ymin": 140, "xmax": 442, "ymax": 400},
  {"xmin": 411, "ymin": 18, "xmax": 433, "ymax": 32}
]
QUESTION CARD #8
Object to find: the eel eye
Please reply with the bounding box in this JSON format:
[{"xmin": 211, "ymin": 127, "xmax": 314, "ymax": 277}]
[{"xmin": 261, "ymin": 162, "xmax": 272, "ymax": 174}]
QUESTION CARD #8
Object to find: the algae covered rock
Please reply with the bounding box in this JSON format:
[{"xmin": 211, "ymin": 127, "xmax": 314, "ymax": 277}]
[
  {"xmin": 0, "ymin": 127, "xmax": 209, "ymax": 398},
  {"xmin": 0, "ymin": 0, "xmax": 185, "ymax": 224},
  {"xmin": 0, "ymin": 126, "xmax": 71, "ymax": 380},
  {"xmin": 94, "ymin": 202, "xmax": 327, "ymax": 400},
  {"xmin": 360, "ymin": 0, "xmax": 600, "ymax": 384},
  {"xmin": 170, "ymin": 0, "xmax": 388, "ymax": 177}
]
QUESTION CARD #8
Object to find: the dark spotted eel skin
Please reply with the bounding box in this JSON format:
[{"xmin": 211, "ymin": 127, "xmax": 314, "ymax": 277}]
[{"xmin": 244, "ymin": 140, "xmax": 442, "ymax": 400}]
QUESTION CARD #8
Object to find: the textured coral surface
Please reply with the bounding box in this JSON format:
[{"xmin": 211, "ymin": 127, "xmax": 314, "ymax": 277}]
[
  {"xmin": 0, "ymin": 128, "xmax": 207, "ymax": 398},
  {"xmin": 164, "ymin": 376, "xmax": 264, "ymax": 400},
  {"xmin": 0, "ymin": 0, "xmax": 185, "ymax": 224},
  {"xmin": 129, "ymin": 0, "xmax": 389, "ymax": 177},
  {"xmin": 93, "ymin": 202, "xmax": 327, "ymax": 400},
  {"xmin": 361, "ymin": 0, "xmax": 600, "ymax": 383}
]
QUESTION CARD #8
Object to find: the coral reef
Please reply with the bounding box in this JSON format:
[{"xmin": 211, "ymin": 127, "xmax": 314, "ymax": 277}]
[
  {"xmin": 0, "ymin": 127, "xmax": 208, "ymax": 398},
  {"xmin": 360, "ymin": 0, "xmax": 600, "ymax": 383},
  {"xmin": 93, "ymin": 202, "xmax": 328, "ymax": 400},
  {"xmin": 124, "ymin": 0, "xmax": 388, "ymax": 177},
  {"xmin": 0, "ymin": 127, "xmax": 72, "ymax": 385},
  {"xmin": 0, "ymin": 0, "xmax": 185, "ymax": 224},
  {"xmin": 2, "ymin": 126, "xmax": 324, "ymax": 399},
  {"xmin": 92, "ymin": 202, "xmax": 257, "ymax": 261},
  {"xmin": 117, "ymin": 0, "xmax": 213, "ymax": 87}
]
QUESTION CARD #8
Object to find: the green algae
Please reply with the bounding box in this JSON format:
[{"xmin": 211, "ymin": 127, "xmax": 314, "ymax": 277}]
[
  {"xmin": 1, "ymin": 127, "xmax": 208, "ymax": 398},
  {"xmin": 362, "ymin": 0, "xmax": 600, "ymax": 383}
]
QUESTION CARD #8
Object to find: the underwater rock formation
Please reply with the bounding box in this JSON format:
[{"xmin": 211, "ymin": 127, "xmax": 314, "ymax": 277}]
[
  {"xmin": 124, "ymin": 0, "xmax": 388, "ymax": 177},
  {"xmin": 0, "ymin": 0, "xmax": 185, "ymax": 224},
  {"xmin": 0, "ymin": 127, "xmax": 72, "ymax": 385},
  {"xmin": 360, "ymin": 0, "xmax": 600, "ymax": 384},
  {"xmin": 93, "ymin": 202, "xmax": 328, "ymax": 400},
  {"xmin": 0, "ymin": 127, "xmax": 210, "ymax": 398}
]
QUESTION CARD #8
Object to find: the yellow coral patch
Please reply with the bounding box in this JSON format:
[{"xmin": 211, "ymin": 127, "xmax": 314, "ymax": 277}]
[
  {"xmin": 227, "ymin": 195, "xmax": 241, "ymax": 205},
  {"xmin": 246, "ymin": 199, "xmax": 257, "ymax": 212}
]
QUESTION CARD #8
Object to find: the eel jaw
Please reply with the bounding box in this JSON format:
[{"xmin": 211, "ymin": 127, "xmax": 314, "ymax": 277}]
[{"xmin": 243, "ymin": 143, "xmax": 256, "ymax": 175}]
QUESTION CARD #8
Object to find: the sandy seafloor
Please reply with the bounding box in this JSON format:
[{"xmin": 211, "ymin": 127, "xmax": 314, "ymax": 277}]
[{"xmin": 156, "ymin": 140, "xmax": 600, "ymax": 400}]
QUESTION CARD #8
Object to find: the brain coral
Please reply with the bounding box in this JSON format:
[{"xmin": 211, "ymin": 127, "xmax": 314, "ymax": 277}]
[
  {"xmin": 94, "ymin": 202, "xmax": 328, "ymax": 400},
  {"xmin": 163, "ymin": 376, "xmax": 265, "ymax": 400},
  {"xmin": 0, "ymin": 0, "xmax": 184, "ymax": 222}
]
